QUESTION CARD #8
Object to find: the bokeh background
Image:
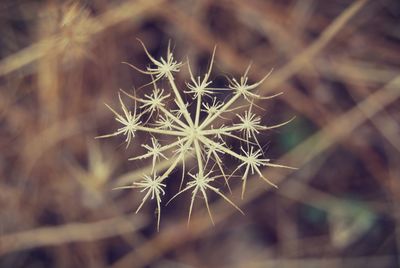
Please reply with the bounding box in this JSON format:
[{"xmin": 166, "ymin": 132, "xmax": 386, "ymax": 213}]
[{"xmin": 1, "ymin": 0, "xmax": 400, "ymax": 267}]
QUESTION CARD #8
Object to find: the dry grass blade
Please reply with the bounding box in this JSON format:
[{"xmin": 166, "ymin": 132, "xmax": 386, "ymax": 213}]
[{"xmin": 0, "ymin": 215, "xmax": 147, "ymax": 256}]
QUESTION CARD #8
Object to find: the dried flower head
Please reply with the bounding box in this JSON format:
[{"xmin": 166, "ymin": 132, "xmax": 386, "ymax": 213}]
[
  {"xmin": 56, "ymin": 3, "xmax": 98, "ymax": 63},
  {"xmin": 98, "ymin": 41, "xmax": 294, "ymax": 229}
]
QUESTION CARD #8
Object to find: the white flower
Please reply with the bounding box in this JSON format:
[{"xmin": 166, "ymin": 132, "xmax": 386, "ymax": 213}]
[
  {"xmin": 99, "ymin": 41, "xmax": 294, "ymax": 229},
  {"xmin": 237, "ymin": 146, "xmax": 275, "ymax": 198},
  {"xmin": 114, "ymin": 173, "xmax": 166, "ymax": 230},
  {"xmin": 228, "ymin": 66, "xmax": 273, "ymax": 101},
  {"xmin": 96, "ymin": 93, "xmax": 141, "ymax": 148},
  {"xmin": 235, "ymin": 108, "xmax": 264, "ymax": 139},
  {"xmin": 185, "ymin": 47, "xmax": 216, "ymax": 99},
  {"xmin": 123, "ymin": 40, "xmax": 182, "ymax": 83},
  {"xmin": 140, "ymin": 87, "xmax": 170, "ymax": 116},
  {"xmin": 141, "ymin": 137, "xmax": 168, "ymax": 172},
  {"xmin": 154, "ymin": 114, "xmax": 174, "ymax": 130},
  {"xmin": 168, "ymin": 172, "xmax": 243, "ymax": 224},
  {"xmin": 201, "ymin": 97, "xmax": 224, "ymax": 115}
]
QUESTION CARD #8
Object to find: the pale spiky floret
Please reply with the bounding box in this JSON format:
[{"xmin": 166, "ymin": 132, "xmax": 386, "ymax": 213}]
[
  {"xmin": 114, "ymin": 173, "xmax": 166, "ymax": 231},
  {"xmin": 98, "ymin": 41, "xmax": 294, "ymax": 229},
  {"xmin": 140, "ymin": 87, "xmax": 170, "ymax": 116},
  {"xmin": 97, "ymin": 93, "xmax": 142, "ymax": 148}
]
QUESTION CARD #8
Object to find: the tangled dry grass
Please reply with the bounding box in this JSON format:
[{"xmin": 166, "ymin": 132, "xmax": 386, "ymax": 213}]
[{"xmin": 1, "ymin": 0, "xmax": 400, "ymax": 267}]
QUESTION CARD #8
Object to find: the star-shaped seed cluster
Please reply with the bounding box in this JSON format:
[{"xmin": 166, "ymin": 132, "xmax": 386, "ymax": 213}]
[{"xmin": 98, "ymin": 41, "xmax": 294, "ymax": 230}]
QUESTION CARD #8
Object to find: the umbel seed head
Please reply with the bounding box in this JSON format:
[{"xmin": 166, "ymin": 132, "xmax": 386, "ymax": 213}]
[{"xmin": 98, "ymin": 40, "xmax": 295, "ymax": 230}]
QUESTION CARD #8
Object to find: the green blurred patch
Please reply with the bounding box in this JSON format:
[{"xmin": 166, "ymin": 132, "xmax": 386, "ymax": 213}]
[{"xmin": 279, "ymin": 115, "xmax": 316, "ymax": 151}]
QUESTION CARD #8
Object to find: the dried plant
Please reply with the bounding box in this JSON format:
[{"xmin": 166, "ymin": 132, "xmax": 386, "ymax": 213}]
[
  {"xmin": 98, "ymin": 41, "xmax": 294, "ymax": 230},
  {"xmin": 56, "ymin": 3, "xmax": 98, "ymax": 63}
]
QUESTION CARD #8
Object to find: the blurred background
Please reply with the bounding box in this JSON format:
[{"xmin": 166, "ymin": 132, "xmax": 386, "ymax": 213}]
[{"xmin": 1, "ymin": 0, "xmax": 400, "ymax": 267}]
